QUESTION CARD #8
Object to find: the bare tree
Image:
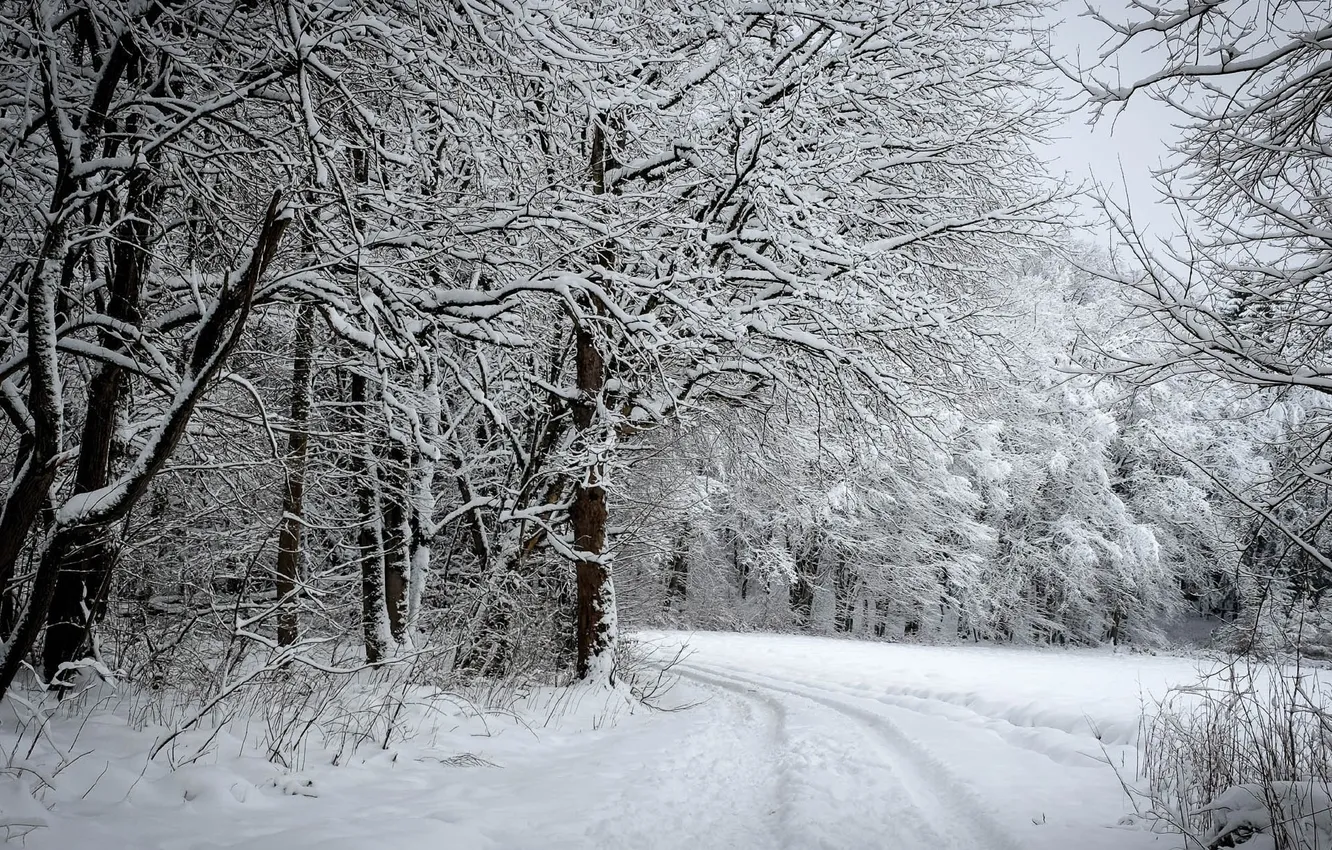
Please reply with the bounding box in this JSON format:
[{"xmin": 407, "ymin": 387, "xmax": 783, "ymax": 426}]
[
  {"xmin": 1066, "ymin": 0, "xmax": 1332, "ymax": 584},
  {"xmin": 1068, "ymin": 0, "xmax": 1332, "ymax": 393}
]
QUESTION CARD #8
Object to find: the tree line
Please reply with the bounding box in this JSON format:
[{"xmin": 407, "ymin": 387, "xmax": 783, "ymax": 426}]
[{"xmin": 0, "ymin": 0, "xmax": 1327, "ymax": 701}]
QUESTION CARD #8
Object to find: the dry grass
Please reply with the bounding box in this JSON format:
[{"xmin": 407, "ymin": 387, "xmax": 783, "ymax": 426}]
[{"xmin": 1139, "ymin": 658, "xmax": 1332, "ymax": 848}]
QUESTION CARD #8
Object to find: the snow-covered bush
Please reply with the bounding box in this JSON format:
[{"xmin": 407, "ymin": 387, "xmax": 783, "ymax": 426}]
[{"xmin": 1140, "ymin": 661, "xmax": 1332, "ymax": 849}]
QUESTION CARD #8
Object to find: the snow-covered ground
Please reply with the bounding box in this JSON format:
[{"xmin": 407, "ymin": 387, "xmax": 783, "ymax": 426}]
[
  {"xmin": 646, "ymin": 631, "xmax": 1214, "ymax": 850},
  {"xmin": 6, "ymin": 632, "xmax": 1222, "ymax": 849}
]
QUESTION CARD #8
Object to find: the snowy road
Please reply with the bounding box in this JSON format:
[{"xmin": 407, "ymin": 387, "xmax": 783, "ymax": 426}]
[
  {"xmin": 653, "ymin": 632, "xmax": 1191, "ymax": 850},
  {"xmin": 672, "ymin": 662, "xmax": 1024, "ymax": 850},
  {"xmin": 23, "ymin": 631, "xmax": 1210, "ymax": 849}
]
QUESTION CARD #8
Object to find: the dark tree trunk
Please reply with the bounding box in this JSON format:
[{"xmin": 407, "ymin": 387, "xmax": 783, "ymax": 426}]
[
  {"xmin": 570, "ymin": 119, "xmax": 618, "ymax": 681},
  {"xmin": 737, "ymin": 531, "xmax": 750, "ymax": 600},
  {"xmin": 790, "ymin": 538, "xmax": 820, "ymax": 624},
  {"xmin": 275, "ymin": 304, "xmax": 316, "ymax": 646},
  {"xmin": 0, "ymin": 431, "xmax": 34, "ymax": 638},
  {"xmin": 833, "ymin": 556, "xmax": 855, "ymax": 633},
  {"xmin": 571, "ymin": 322, "xmax": 613, "ymax": 680},
  {"xmin": 40, "ymin": 361, "xmax": 133, "ymax": 683},
  {"xmin": 43, "ymin": 166, "xmax": 159, "ymax": 682},
  {"xmin": 349, "ymin": 371, "xmax": 391, "ymax": 665},
  {"xmin": 41, "ymin": 527, "xmax": 118, "ymax": 684},
  {"xmin": 664, "ymin": 532, "xmax": 689, "ymax": 611},
  {"xmin": 0, "ymin": 235, "xmax": 68, "ymax": 621},
  {"xmin": 381, "ymin": 441, "xmax": 411, "ymax": 644}
]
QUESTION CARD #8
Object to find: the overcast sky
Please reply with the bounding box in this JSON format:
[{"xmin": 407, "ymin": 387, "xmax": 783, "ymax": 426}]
[{"xmin": 1038, "ymin": 0, "xmax": 1186, "ymax": 245}]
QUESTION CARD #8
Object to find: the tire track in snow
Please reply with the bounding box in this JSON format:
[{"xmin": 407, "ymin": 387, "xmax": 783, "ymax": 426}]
[
  {"xmin": 707, "ymin": 666, "xmax": 1108, "ymax": 767},
  {"xmin": 670, "ymin": 666, "xmax": 798, "ymax": 850},
  {"xmin": 564, "ymin": 678, "xmax": 794, "ymax": 850},
  {"xmin": 678, "ymin": 661, "xmax": 1026, "ymax": 850},
  {"xmin": 859, "ymin": 689, "xmax": 1105, "ymax": 767},
  {"xmin": 680, "ymin": 663, "xmax": 934, "ymax": 850}
]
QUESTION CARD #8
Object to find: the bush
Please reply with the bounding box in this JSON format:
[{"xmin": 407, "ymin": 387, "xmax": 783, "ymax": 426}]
[{"xmin": 1140, "ymin": 659, "xmax": 1332, "ymax": 848}]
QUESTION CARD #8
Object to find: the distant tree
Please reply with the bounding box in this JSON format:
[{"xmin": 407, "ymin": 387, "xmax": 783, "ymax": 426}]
[{"xmin": 616, "ymin": 247, "xmax": 1258, "ymax": 647}]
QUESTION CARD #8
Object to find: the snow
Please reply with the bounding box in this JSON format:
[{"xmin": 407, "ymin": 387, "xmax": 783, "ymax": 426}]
[
  {"xmin": 645, "ymin": 631, "xmax": 1209, "ymax": 849},
  {"xmin": 8, "ymin": 632, "xmax": 1223, "ymax": 849},
  {"xmin": 1200, "ymin": 782, "xmax": 1332, "ymax": 849}
]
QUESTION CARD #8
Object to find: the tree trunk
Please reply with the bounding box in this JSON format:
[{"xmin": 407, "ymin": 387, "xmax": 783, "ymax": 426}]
[
  {"xmin": 39, "ymin": 370, "xmax": 126, "ymax": 682},
  {"xmin": 405, "ymin": 356, "xmax": 440, "ymax": 643},
  {"xmin": 790, "ymin": 537, "xmax": 820, "ymax": 624},
  {"xmin": 349, "ymin": 371, "xmax": 393, "ymax": 664},
  {"xmin": 42, "ymin": 165, "xmax": 161, "ymax": 681},
  {"xmin": 833, "ymin": 556, "xmax": 855, "ymax": 633},
  {"xmin": 41, "ymin": 527, "xmax": 115, "ymax": 683},
  {"xmin": 381, "ymin": 441, "xmax": 411, "ymax": 645},
  {"xmin": 274, "ymin": 303, "xmax": 316, "ymax": 646},
  {"xmin": 0, "ymin": 233, "xmax": 69, "ymax": 626},
  {"xmin": 571, "ymin": 323, "xmax": 615, "ymax": 680},
  {"xmin": 664, "ymin": 531, "xmax": 689, "ymax": 611},
  {"xmin": 570, "ymin": 119, "xmax": 619, "ymax": 682}
]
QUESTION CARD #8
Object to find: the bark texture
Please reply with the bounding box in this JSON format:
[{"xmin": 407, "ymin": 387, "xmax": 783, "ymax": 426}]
[
  {"xmin": 570, "ymin": 118, "xmax": 618, "ymax": 680},
  {"xmin": 275, "ymin": 303, "xmax": 316, "ymax": 646}
]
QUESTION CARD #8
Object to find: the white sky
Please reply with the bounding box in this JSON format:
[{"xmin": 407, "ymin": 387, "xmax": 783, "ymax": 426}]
[{"xmin": 1038, "ymin": 0, "xmax": 1186, "ymax": 244}]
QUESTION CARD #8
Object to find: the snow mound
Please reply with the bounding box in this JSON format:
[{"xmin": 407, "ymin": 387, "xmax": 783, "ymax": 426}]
[{"xmin": 1201, "ymin": 782, "xmax": 1332, "ymax": 850}]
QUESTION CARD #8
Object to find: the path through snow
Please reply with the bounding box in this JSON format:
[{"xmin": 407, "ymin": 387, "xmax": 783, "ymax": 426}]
[
  {"xmin": 652, "ymin": 631, "xmax": 1208, "ymax": 849},
  {"xmin": 15, "ymin": 631, "xmax": 1217, "ymax": 849}
]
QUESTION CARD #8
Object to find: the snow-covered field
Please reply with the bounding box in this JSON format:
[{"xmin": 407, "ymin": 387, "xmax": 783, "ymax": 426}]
[{"xmin": 6, "ymin": 632, "xmax": 1221, "ymax": 849}]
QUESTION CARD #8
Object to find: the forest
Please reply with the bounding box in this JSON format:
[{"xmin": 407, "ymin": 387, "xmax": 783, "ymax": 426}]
[{"xmin": 0, "ymin": 0, "xmax": 1329, "ymax": 848}]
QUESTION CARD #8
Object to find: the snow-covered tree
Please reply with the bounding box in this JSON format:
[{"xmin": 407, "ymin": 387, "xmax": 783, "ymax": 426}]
[
  {"xmin": 476, "ymin": 0, "xmax": 1062, "ymax": 676},
  {"xmin": 1062, "ymin": 0, "xmax": 1332, "ymax": 645},
  {"xmin": 618, "ymin": 246, "xmax": 1259, "ymax": 647}
]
